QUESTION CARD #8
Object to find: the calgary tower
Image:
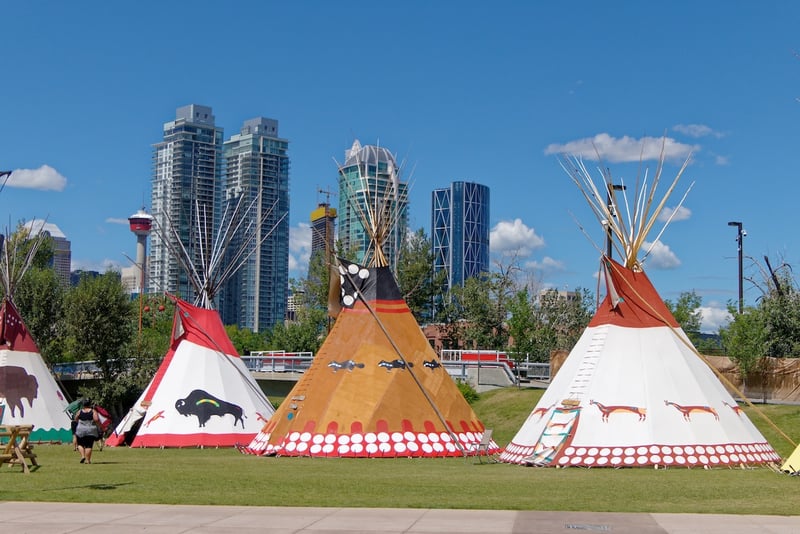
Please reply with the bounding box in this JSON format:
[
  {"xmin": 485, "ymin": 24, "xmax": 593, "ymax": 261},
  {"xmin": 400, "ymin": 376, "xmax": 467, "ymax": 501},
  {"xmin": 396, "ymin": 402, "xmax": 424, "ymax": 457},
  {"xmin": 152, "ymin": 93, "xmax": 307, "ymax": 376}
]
[{"xmin": 128, "ymin": 207, "xmax": 153, "ymax": 295}]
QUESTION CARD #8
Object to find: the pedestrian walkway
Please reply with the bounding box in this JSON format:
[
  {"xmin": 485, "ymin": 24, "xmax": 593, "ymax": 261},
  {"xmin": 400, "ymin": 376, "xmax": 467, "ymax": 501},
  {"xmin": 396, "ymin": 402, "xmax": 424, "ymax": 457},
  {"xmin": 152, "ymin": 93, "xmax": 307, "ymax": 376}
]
[{"xmin": 1, "ymin": 501, "xmax": 798, "ymax": 533}]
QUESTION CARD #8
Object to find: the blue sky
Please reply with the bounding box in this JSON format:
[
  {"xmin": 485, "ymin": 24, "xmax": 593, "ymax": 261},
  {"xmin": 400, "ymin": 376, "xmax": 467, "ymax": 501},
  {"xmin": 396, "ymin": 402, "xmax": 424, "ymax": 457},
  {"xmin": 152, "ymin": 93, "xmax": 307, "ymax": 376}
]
[{"xmin": 2, "ymin": 2, "xmax": 800, "ymax": 333}]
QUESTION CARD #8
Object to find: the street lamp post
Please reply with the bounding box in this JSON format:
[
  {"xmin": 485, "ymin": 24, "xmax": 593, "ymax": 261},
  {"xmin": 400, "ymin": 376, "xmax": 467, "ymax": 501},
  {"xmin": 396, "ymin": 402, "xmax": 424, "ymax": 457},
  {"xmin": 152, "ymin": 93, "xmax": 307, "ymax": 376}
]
[
  {"xmin": 606, "ymin": 183, "xmax": 626, "ymax": 259},
  {"xmin": 0, "ymin": 172, "xmax": 10, "ymax": 252},
  {"xmin": 727, "ymin": 221, "xmax": 744, "ymax": 314}
]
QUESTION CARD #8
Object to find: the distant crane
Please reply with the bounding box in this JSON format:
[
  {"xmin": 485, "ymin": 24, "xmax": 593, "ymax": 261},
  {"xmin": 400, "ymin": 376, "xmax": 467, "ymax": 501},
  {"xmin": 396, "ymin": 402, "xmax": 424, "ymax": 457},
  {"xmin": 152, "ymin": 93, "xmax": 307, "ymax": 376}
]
[{"xmin": 317, "ymin": 186, "xmax": 337, "ymax": 207}]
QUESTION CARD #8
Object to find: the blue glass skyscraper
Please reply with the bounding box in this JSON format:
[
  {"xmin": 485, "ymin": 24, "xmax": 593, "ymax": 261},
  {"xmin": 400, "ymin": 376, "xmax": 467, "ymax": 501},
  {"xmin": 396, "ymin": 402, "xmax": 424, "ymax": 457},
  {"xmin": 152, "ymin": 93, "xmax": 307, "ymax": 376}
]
[{"xmin": 432, "ymin": 181, "xmax": 490, "ymax": 293}]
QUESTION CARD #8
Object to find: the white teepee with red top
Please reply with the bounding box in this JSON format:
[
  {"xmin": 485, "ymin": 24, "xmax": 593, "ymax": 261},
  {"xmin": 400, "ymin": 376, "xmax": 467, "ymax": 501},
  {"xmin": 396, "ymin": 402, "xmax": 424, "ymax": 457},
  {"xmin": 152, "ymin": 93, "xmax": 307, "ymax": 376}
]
[
  {"xmin": 500, "ymin": 144, "xmax": 780, "ymax": 468},
  {"xmin": 106, "ymin": 196, "xmax": 278, "ymax": 447},
  {"xmin": 105, "ymin": 296, "xmax": 273, "ymax": 447}
]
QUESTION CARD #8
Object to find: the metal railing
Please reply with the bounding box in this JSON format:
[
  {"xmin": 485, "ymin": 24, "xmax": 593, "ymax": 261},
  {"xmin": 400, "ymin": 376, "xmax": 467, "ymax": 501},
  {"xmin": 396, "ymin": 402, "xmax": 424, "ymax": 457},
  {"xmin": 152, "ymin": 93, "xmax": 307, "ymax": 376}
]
[
  {"xmin": 52, "ymin": 350, "xmax": 550, "ymax": 384},
  {"xmin": 242, "ymin": 351, "xmax": 314, "ymax": 373},
  {"xmin": 439, "ymin": 349, "xmax": 551, "ymax": 383}
]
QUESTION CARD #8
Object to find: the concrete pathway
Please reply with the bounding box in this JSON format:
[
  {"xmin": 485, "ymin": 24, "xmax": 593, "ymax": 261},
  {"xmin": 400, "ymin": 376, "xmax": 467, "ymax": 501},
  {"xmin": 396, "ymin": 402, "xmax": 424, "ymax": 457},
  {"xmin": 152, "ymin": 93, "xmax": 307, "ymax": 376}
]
[{"xmin": 1, "ymin": 502, "xmax": 799, "ymax": 533}]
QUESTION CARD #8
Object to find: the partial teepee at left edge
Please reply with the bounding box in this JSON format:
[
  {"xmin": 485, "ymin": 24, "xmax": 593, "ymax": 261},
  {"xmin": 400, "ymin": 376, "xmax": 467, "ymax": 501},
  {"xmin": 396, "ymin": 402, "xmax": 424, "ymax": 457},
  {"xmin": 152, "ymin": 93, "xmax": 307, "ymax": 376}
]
[
  {"xmin": 105, "ymin": 296, "xmax": 274, "ymax": 448},
  {"xmin": 0, "ymin": 216, "xmax": 72, "ymax": 442},
  {"xmin": 0, "ymin": 297, "xmax": 72, "ymax": 442}
]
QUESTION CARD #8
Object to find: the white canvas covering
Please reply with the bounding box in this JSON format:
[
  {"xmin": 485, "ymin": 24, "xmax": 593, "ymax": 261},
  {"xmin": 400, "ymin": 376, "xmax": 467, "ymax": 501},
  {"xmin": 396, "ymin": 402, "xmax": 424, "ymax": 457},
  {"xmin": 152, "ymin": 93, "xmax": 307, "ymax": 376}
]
[
  {"xmin": 500, "ymin": 258, "xmax": 780, "ymax": 468},
  {"xmin": 0, "ymin": 298, "xmax": 72, "ymax": 442},
  {"xmin": 105, "ymin": 297, "xmax": 274, "ymax": 447}
]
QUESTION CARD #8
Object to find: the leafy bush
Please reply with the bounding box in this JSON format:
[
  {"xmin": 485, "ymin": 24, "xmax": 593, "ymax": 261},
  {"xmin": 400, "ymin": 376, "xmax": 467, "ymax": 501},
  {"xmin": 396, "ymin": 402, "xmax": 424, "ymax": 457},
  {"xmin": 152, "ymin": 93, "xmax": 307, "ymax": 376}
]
[{"xmin": 456, "ymin": 379, "xmax": 479, "ymax": 404}]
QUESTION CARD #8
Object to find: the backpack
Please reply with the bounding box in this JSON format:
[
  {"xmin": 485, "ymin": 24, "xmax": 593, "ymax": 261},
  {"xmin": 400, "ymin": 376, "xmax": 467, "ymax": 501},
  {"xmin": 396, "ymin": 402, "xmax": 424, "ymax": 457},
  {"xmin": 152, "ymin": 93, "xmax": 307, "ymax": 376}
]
[{"xmin": 75, "ymin": 418, "xmax": 99, "ymax": 438}]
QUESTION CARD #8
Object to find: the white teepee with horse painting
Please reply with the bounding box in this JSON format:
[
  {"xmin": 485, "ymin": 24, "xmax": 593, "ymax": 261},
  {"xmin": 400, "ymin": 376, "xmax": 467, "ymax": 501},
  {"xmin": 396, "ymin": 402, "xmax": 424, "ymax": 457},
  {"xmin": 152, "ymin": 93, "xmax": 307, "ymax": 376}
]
[
  {"xmin": 0, "ymin": 219, "xmax": 72, "ymax": 442},
  {"xmin": 105, "ymin": 196, "xmax": 278, "ymax": 447},
  {"xmin": 501, "ymin": 142, "xmax": 781, "ymax": 468}
]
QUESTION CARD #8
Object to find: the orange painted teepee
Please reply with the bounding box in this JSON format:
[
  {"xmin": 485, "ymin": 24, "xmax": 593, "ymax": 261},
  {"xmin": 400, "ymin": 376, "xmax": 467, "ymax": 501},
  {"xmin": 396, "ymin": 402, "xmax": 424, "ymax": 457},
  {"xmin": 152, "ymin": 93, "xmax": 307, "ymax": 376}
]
[{"xmin": 246, "ymin": 146, "xmax": 496, "ymax": 457}]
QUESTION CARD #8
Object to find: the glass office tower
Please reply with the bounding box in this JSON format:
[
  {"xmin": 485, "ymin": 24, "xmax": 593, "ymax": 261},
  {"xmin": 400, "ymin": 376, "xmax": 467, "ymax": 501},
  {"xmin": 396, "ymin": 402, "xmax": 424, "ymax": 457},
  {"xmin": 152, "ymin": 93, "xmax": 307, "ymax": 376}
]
[
  {"xmin": 432, "ymin": 181, "xmax": 490, "ymax": 293},
  {"xmin": 337, "ymin": 140, "xmax": 408, "ymax": 271}
]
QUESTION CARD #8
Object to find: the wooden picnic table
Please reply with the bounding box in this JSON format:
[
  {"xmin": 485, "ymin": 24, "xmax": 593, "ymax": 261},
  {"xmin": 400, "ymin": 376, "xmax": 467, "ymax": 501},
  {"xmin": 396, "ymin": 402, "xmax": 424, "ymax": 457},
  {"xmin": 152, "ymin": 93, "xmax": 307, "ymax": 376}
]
[{"xmin": 0, "ymin": 424, "xmax": 39, "ymax": 473}]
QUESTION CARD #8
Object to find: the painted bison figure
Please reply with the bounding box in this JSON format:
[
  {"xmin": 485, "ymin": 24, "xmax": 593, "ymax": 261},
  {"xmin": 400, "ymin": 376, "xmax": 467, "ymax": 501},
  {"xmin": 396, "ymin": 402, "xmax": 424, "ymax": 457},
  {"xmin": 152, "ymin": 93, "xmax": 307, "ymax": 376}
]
[
  {"xmin": 174, "ymin": 389, "xmax": 245, "ymax": 428},
  {"xmin": 0, "ymin": 365, "xmax": 39, "ymax": 417}
]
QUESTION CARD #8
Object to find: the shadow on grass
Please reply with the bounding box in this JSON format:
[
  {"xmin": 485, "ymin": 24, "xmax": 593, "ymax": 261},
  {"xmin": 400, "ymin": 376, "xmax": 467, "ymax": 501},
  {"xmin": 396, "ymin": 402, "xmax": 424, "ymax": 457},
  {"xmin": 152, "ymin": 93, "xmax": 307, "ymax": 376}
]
[{"xmin": 42, "ymin": 481, "xmax": 134, "ymax": 492}]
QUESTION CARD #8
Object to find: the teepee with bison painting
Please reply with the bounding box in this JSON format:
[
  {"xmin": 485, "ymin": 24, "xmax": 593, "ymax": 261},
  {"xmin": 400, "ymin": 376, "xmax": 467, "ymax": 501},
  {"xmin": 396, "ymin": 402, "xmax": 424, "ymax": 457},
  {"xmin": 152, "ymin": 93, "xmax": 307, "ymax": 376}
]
[
  {"xmin": 0, "ymin": 218, "xmax": 72, "ymax": 442},
  {"xmin": 246, "ymin": 142, "xmax": 495, "ymax": 457},
  {"xmin": 500, "ymin": 141, "xmax": 780, "ymax": 468},
  {"xmin": 105, "ymin": 197, "xmax": 277, "ymax": 448}
]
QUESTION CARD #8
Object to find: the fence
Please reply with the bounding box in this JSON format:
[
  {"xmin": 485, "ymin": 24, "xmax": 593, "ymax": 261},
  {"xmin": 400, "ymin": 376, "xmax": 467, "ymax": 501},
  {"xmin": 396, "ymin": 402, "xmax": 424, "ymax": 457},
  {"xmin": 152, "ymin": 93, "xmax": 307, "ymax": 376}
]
[
  {"xmin": 52, "ymin": 349, "xmax": 551, "ymax": 386},
  {"xmin": 439, "ymin": 349, "xmax": 551, "ymax": 384},
  {"xmin": 243, "ymin": 351, "xmax": 314, "ymax": 373}
]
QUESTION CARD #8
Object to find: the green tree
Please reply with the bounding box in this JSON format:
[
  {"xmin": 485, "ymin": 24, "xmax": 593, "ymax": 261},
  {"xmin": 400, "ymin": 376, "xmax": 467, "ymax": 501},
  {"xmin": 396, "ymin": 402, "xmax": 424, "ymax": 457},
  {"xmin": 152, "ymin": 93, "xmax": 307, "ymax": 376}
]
[
  {"xmin": 226, "ymin": 324, "xmax": 268, "ymax": 356},
  {"xmin": 665, "ymin": 291, "xmax": 703, "ymax": 346},
  {"xmin": 506, "ymin": 287, "xmax": 537, "ymax": 356},
  {"xmin": 720, "ymin": 304, "xmax": 767, "ymax": 385},
  {"xmin": 13, "ymin": 267, "xmax": 65, "ymax": 364},
  {"xmin": 396, "ymin": 228, "xmax": 443, "ymax": 323},
  {"xmin": 266, "ymin": 305, "xmax": 327, "ymax": 353},
  {"xmin": 759, "ymin": 271, "xmax": 800, "ymax": 358},
  {"xmin": 64, "ymin": 271, "xmax": 135, "ymax": 417},
  {"xmin": 508, "ymin": 287, "xmax": 594, "ymax": 363},
  {"xmin": 433, "ymin": 292, "xmax": 464, "ymax": 350},
  {"xmin": 452, "ymin": 268, "xmax": 513, "ymax": 349}
]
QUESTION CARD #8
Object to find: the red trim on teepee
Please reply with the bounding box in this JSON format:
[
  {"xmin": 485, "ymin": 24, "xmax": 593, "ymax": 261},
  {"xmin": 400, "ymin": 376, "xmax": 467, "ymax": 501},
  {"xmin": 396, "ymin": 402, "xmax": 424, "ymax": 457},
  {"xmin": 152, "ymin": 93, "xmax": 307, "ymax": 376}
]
[
  {"xmin": 142, "ymin": 296, "xmax": 239, "ymax": 405},
  {"xmin": 0, "ymin": 298, "xmax": 39, "ymax": 353},
  {"xmin": 171, "ymin": 297, "xmax": 238, "ymax": 356},
  {"xmin": 131, "ymin": 432, "xmax": 256, "ymax": 448},
  {"xmin": 589, "ymin": 257, "xmax": 680, "ymax": 329},
  {"xmin": 349, "ymin": 299, "xmax": 410, "ymax": 314}
]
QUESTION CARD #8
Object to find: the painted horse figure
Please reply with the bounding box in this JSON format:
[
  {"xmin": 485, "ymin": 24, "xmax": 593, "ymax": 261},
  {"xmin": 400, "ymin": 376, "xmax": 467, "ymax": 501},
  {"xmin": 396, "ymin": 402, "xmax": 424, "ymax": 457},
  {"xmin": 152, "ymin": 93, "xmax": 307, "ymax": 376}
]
[
  {"xmin": 529, "ymin": 403, "xmax": 556, "ymax": 422},
  {"xmin": 664, "ymin": 400, "xmax": 719, "ymax": 421},
  {"xmin": 722, "ymin": 400, "xmax": 744, "ymax": 416},
  {"xmin": 589, "ymin": 399, "xmax": 647, "ymax": 422}
]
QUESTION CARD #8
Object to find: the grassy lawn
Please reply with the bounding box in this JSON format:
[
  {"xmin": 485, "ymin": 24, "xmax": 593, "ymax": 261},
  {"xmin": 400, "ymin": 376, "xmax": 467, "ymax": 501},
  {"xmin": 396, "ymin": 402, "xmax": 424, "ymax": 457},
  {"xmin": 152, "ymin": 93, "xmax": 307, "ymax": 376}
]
[{"xmin": 2, "ymin": 387, "xmax": 799, "ymax": 515}]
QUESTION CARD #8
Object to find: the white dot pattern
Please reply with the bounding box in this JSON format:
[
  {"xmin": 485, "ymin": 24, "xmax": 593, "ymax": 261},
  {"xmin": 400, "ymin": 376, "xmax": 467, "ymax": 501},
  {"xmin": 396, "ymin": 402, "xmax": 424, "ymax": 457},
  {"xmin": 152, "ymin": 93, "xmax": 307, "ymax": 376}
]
[
  {"xmin": 244, "ymin": 429, "xmax": 500, "ymax": 458},
  {"xmin": 498, "ymin": 441, "xmax": 781, "ymax": 467}
]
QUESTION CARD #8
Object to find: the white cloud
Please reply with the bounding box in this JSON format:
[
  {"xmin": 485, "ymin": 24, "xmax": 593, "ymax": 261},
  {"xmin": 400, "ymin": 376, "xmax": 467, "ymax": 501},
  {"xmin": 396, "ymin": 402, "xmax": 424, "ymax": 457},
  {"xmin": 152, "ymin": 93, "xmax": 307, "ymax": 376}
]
[
  {"xmin": 657, "ymin": 205, "xmax": 692, "ymax": 223},
  {"xmin": 6, "ymin": 165, "xmax": 67, "ymax": 191},
  {"xmin": 544, "ymin": 133, "xmax": 697, "ymax": 163},
  {"xmin": 641, "ymin": 240, "xmax": 681, "ymax": 269},
  {"xmin": 524, "ymin": 256, "xmax": 565, "ymax": 273},
  {"xmin": 490, "ymin": 219, "xmax": 544, "ymax": 256},
  {"xmin": 715, "ymin": 154, "xmax": 729, "ymax": 165},
  {"xmin": 698, "ymin": 303, "xmax": 733, "ymax": 334},
  {"xmin": 106, "ymin": 217, "xmax": 129, "ymax": 225},
  {"xmin": 288, "ymin": 222, "xmax": 312, "ymax": 276},
  {"xmin": 672, "ymin": 124, "xmax": 724, "ymax": 139}
]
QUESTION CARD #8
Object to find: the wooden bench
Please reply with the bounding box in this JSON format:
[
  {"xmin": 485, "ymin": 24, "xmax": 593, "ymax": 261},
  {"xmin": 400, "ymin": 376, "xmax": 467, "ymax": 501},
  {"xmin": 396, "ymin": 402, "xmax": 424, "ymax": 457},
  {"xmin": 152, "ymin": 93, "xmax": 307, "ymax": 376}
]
[{"xmin": 0, "ymin": 424, "xmax": 39, "ymax": 473}]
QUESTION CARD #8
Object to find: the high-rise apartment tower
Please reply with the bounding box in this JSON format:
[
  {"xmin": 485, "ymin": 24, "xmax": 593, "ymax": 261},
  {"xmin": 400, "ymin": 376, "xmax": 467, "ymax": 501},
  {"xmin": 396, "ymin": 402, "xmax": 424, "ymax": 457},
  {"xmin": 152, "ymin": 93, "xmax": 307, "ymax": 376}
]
[
  {"xmin": 219, "ymin": 117, "xmax": 290, "ymax": 332},
  {"xmin": 309, "ymin": 202, "xmax": 336, "ymax": 269},
  {"xmin": 149, "ymin": 104, "xmax": 224, "ymax": 301}
]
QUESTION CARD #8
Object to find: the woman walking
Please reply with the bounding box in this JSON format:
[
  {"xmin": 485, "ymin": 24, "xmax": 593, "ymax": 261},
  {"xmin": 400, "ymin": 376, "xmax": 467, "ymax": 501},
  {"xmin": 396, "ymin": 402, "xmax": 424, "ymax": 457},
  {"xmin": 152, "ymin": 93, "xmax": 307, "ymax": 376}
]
[{"xmin": 74, "ymin": 399, "xmax": 101, "ymax": 464}]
